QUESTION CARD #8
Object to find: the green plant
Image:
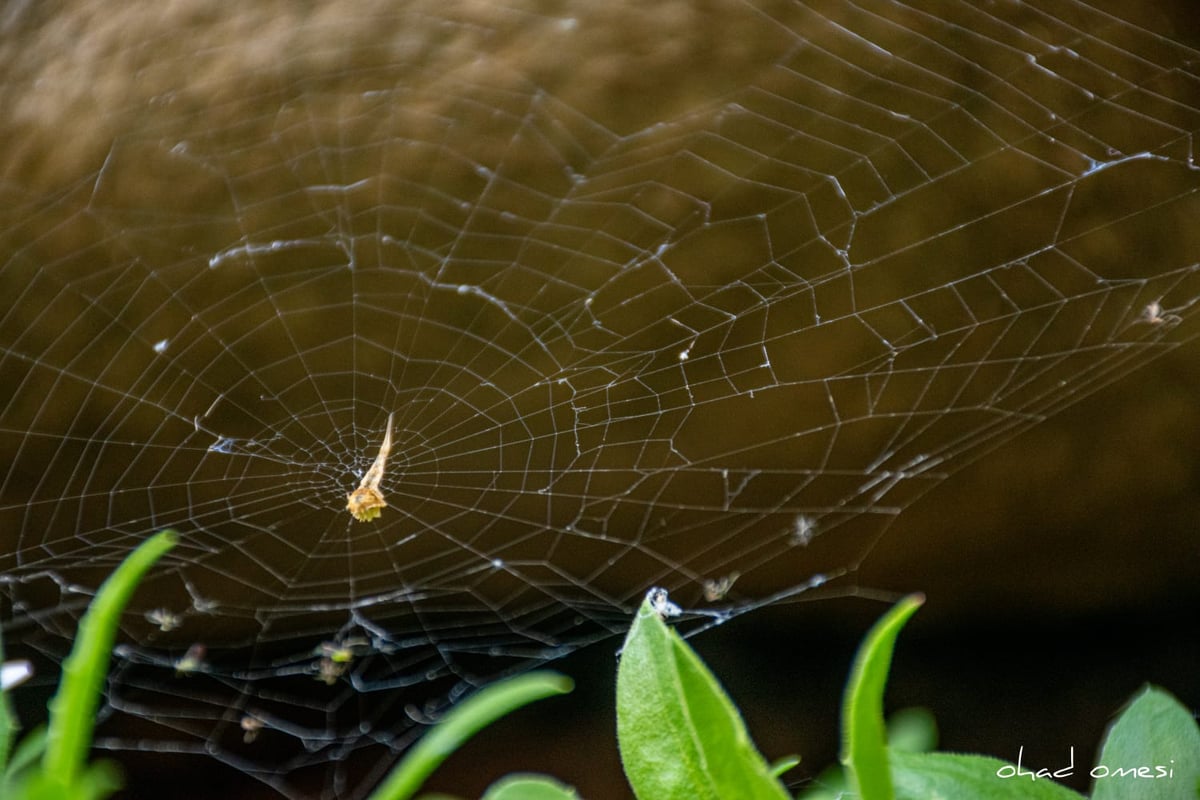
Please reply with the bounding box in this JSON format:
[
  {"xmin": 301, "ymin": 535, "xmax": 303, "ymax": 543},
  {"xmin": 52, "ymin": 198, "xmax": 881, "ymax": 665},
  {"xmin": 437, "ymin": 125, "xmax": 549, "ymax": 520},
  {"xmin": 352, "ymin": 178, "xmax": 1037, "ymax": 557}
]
[
  {"xmin": 384, "ymin": 589, "xmax": 1199, "ymax": 800},
  {"xmin": 5, "ymin": 554, "xmax": 1198, "ymax": 800},
  {"xmin": 836, "ymin": 595, "xmax": 1200, "ymax": 800},
  {"xmin": 366, "ymin": 672, "xmax": 574, "ymax": 800},
  {"xmin": 615, "ymin": 590, "xmax": 795, "ymax": 800},
  {"xmin": 1, "ymin": 530, "xmax": 177, "ymax": 799}
]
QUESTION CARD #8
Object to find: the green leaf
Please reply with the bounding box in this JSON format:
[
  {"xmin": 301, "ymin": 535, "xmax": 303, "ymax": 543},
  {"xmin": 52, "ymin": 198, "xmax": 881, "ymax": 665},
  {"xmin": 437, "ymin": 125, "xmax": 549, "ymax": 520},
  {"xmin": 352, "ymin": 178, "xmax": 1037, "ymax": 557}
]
[
  {"xmin": 885, "ymin": 708, "xmax": 937, "ymax": 754},
  {"xmin": 0, "ymin": 629, "xmax": 17, "ymax": 772},
  {"xmin": 891, "ymin": 750, "xmax": 1086, "ymax": 800},
  {"xmin": 480, "ymin": 773, "xmax": 579, "ymax": 800},
  {"xmin": 769, "ymin": 755, "xmax": 801, "ymax": 778},
  {"xmin": 840, "ymin": 593, "xmax": 924, "ymax": 800},
  {"xmin": 794, "ymin": 708, "xmax": 935, "ymax": 800},
  {"xmin": 368, "ymin": 671, "xmax": 573, "ymax": 800},
  {"xmin": 43, "ymin": 530, "xmax": 177, "ymax": 790},
  {"xmin": 1090, "ymin": 685, "xmax": 1200, "ymax": 800},
  {"xmin": 6, "ymin": 759, "xmax": 123, "ymax": 800},
  {"xmin": 3, "ymin": 726, "xmax": 48, "ymax": 781},
  {"xmin": 616, "ymin": 590, "xmax": 790, "ymax": 800}
]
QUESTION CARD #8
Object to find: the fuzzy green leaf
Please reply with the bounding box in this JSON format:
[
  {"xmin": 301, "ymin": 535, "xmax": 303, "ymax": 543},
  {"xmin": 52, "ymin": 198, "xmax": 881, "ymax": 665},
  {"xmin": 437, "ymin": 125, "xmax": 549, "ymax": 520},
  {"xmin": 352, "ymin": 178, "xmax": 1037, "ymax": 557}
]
[
  {"xmin": 7, "ymin": 760, "xmax": 123, "ymax": 800},
  {"xmin": 840, "ymin": 593, "xmax": 924, "ymax": 800},
  {"xmin": 616, "ymin": 591, "xmax": 790, "ymax": 800},
  {"xmin": 2, "ymin": 726, "xmax": 48, "ymax": 786},
  {"xmin": 0, "ymin": 631, "xmax": 17, "ymax": 771},
  {"xmin": 891, "ymin": 750, "xmax": 1086, "ymax": 800},
  {"xmin": 43, "ymin": 530, "xmax": 177, "ymax": 790},
  {"xmin": 369, "ymin": 672, "xmax": 572, "ymax": 800},
  {"xmin": 769, "ymin": 755, "xmax": 801, "ymax": 778},
  {"xmin": 480, "ymin": 774, "xmax": 579, "ymax": 800},
  {"xmin": 1090, "ymin": 686, "xmax": 1200, "ymax": 800}
]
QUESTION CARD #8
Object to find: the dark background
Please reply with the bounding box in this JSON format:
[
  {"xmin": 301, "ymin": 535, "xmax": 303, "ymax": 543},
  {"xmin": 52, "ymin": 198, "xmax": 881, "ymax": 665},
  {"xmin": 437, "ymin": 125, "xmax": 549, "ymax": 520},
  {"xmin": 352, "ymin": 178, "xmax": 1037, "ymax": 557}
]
[{"xmin": 1, "ymin": 2, "xmax": 1197, "ymax": 798}]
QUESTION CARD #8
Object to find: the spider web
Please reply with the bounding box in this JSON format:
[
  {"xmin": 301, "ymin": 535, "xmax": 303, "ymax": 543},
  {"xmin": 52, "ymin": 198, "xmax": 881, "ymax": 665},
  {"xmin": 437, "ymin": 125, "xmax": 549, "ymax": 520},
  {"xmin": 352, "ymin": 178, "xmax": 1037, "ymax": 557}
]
[{"xmin": 2, "ymin": 1, "xmax": 1199, "ymax": 797}]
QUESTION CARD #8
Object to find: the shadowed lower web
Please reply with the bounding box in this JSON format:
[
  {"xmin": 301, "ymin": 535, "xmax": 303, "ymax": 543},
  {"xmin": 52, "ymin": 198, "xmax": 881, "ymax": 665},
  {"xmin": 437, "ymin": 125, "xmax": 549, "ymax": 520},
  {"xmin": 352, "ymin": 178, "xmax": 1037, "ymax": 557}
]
[{"xmin": 1, "ymin": 1, "xmax": 1199, "ymax": 797}]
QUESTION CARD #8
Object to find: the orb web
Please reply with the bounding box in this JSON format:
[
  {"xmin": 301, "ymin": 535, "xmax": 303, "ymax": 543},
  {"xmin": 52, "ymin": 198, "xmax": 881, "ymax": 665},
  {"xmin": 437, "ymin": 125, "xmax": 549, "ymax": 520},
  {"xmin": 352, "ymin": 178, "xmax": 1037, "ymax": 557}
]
[{"xmin": 1, "ymin": 1, "xmax": 1198, "ymax": 797}]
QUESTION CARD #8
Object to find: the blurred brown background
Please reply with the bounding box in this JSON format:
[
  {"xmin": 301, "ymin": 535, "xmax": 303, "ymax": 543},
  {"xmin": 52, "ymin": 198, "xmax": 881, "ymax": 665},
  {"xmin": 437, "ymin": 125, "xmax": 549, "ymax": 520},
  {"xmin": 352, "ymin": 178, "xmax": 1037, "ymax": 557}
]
[{"xmin": 1, "ymin": 1, "xmax": 1198, "ymax": 798}]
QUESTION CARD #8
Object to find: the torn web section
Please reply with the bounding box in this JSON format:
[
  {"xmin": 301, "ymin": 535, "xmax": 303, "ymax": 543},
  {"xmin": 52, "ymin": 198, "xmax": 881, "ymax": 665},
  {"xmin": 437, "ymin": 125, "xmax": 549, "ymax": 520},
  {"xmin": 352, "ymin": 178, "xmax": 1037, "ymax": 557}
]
[{"xmin": 0, "ymin": 1, "xmax": 1199, "ymax": 799}]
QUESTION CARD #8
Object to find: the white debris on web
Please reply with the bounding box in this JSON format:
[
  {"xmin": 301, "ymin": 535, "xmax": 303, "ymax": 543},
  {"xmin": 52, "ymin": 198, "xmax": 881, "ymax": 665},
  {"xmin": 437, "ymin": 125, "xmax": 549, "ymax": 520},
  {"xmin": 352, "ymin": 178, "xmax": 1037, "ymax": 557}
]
[
  {"xmin": 646, "ymin": 587, "xmax": 682, "ymax": 619},
  {"xmin": 1137, "ymin": 298, "xmax": 1183, "ymax": 329},
  {"xmin": 1, "ymin": 659, "xmax": 33, "ymax": 691},
  {"xmin": 146, "ymin": 608, "xmax": 183, "ymax": 632},
  {"xmin": 702, "ymin": 571, "xmax": 739, "ymax": 602},
  {"xmin": 791, "ymin": 514, "xmax": 817, "ymax": 546}
]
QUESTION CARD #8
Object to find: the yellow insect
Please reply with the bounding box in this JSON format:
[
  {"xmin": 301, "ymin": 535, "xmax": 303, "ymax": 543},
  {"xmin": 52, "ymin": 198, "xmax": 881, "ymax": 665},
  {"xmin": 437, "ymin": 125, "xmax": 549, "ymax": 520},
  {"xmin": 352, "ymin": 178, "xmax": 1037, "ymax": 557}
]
[
  {"xmin": 313, "ymin": 637, "xmax": 372, "ymax": 685},
  {"xmin": 346, "ymin": 413, "xmax": 393, "ymax": 522},
  {"xmin": 146, "ymin": 607, "xmax": 183, "ymax": 632},
  {"xmin": 174, "ymin": 643, "xmax": 207, "ymax": 676}
]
